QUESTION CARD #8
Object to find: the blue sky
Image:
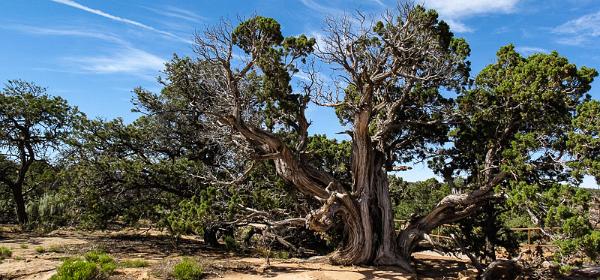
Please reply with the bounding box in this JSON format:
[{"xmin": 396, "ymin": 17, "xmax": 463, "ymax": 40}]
[{"xmin": 1, "ymin": 0, "xmax": 599, "ymax": 186}]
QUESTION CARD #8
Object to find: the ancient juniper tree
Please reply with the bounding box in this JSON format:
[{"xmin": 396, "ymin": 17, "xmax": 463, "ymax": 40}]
[{"xmin": 144, "ymin": 4, "xmax": 598, "ymax": 270}]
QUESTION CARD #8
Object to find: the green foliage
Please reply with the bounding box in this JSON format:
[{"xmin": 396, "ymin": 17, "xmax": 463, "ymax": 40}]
[
  {"xmin": 35, "ymin": 246, "xmax": 46, "ymax": 253},
  {"xmin": 223, "ymin": 235, "xmax": 239, "ymax": 251},
  {"xmin": 119, "ymin": 259, "xmax": 149, "ymax": 268},
  {"xmin": 580, "ymin": 230, "xmax": 600, "ymax": 260},
  {"xmin": 0, "ymin": 80, "xmax": 82, "ymax": 224},
  {"xmin": 0, "ymin": 246, "xmax": 12, "ymax": 259},
  {"xmin": 48, "ymin": 245, "xmax": 64, "ymax": 253},
  {"xmin": 568, "ymin": 100, "xmax": 600, "ymax": 182},
  {"xmin": 161, "ymin": 190, "xmax": 215, "ymax": 236},
  {"xmin": 51, "ymin": 252, "xmax": 116, "ymax": 280},
  {"xmin": 455, "ymin": 201, "xmax": 521, "ymax": 263},
  {"xmin": 26, "ymin": 192, "xmax": 70, "ymax": 230},
  {"xmin": 390, "ymin": 177, "xmax": 450, "ymax": 220},
  {"xmin": 51, "ymin": 259, "xmax": 99, "ymax": 280},
  {"xmin": 305, "ymin": 135, "xmax": 352, "ymax": 185},
  {"xmin": 84, "ymin": 251, "xmax": 117, "ymax": 274},
  {"xmin": 172, "ymin": 258, "xmax": 203, "ymax": 280}
]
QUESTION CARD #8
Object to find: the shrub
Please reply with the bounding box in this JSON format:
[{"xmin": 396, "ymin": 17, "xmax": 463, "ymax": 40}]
[
  {"xmin": 35, "ymin": 246, "xmax": 46, "ymax": 253},
  {"xmin": 581, "ymin": 230, "xmax": 600, "ymax": 260},
  {"xmin": 223, "ymin": 235, "xmax": 238, "ymax": 251},
  {"xmin": 173, "ymin": 258, "xmax": 203, "ymax": 280},
  {"xmin": 48, "ymin": 245, "xmax": 64, "ymax": 253},
  {"xmin": 273, "ymin": 250, "xmax": 290, "ymax": 259},
  {"xmin": 84, "ymin": 251, "xmax": 116, "ymax": 274},
  {"xmin": 26, "ymin": 192, "xmax": 70, "ymax": 230},
  {"xmin": 0, "ymin": 246, "xmax": 12, "ymax": 259},
  {"xmin": 120, "ymin": 259, "xmax": 149, "ymax": 268},
  {"xmin": 51, "ymin": 259, "xmax": 99, "ymax": 280},
  {"xmin": 20, "ymin": 244, "xmax": 28, "ymax": 249},
  {"xmin": 51, "ymin": 252, "xmax": 117, "ymax": 280}
]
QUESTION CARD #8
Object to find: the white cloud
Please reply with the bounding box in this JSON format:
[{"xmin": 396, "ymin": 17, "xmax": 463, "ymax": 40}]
[
  {"xmin": 422, "ymin": 0, "xmax": 519, "ymax": 18},
  {"xmin": 50, "ymin": 0, "xmax": 193, "ymax": 44},
  {"xmin": 442, "ymin": 19, "xmax": 472, "ymax": 33},
  {"xmin": 515, "ymin": 46, "xmax": 548, "ymax": 56},
  {"xmin": 147, "ymin": 6, "xmax": 206, "ymax": 23},
  {"xmin": 298, "ymin": 0, "xmax": 520, "ymax": 33},
  {"xmin": 300, "ymin": 0, "xmax": 349, "ymax": 16},
  {"xmin": 5, "ymin": 25, "xmax": 125, "ymax": 44},
  {"xmin": 370, "ymin": 0, "xmax": 385, "ymax": 7},
  {"xmin": 66, "ymin": 47, "xmax": 165, "ymax": 75},
  {"xmin": 553, "ymin": 10, "xmax": 600, "ymax": 46},
  {"xmin": 8, "ymin": 24, "xmax": 165, "ymax": 77},
  {"xmin": 421, "ymin": 0, "xmax": 521, "ymax": 33}
]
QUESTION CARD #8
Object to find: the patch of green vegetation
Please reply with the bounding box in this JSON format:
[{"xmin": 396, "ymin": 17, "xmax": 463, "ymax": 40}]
[
  {"xmin": 35, "ymin": 246, "xmax": 46, "ymax": 253},
  {"xmin": 51, "ymin": 259, "xmax": 99, "ymax": 280},
  {"xmin": 172, "ymin": 258, "xmax": 203, "ymax": 280},
  {"xmin": 273, "ymin": 250, "xmax": 290, "ymax": 259},
  {"xmin": 559, "ymin": 264, "xmax": 574, "ymax": 275},
  {"xmin": 0, "ymin": 246, "xmax": 12, "ymax": 259},
  {"xmin": 14, "ymin": 256, "xmax": 25, "ymax": 261},
  {"xmin": 223, "ymin": 235, "xmax": 238, "ymax": 251},
  {"xmin": 20, "ymin": 244, "xmax": 28, "ymax": 249},
  {"xmin": 48, "ymin": 245, "xmax": 64, "ymax": 253},
  {"xmin": 51, "ymin": 251, "xmax": 117, "ymax": 280},
  {"xmin": 84, "ymin": 251, "xmax": 116, "ymax": 274},
  {"xmin": 120, "ymin": 259, "xmax": 149, "ymax": 268}
]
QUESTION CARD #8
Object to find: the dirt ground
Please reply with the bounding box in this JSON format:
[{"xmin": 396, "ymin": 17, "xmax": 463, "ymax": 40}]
[{"xmin": 0, "ymin": 226, "xmax": 474, "ymax": 280}]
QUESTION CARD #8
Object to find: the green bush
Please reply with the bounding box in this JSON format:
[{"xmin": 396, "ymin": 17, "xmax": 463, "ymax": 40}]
[
  {"xmin": 48, "ymin": 245, "xmax": 64, "ymax": 253},
  {"xmin": 26, "ymin": 191, "xmax": 70, "ymax": 230},
  {"xmin": 173, "ymin": 258, "xmax": 203, "ymax": 280},
  {"xmin": 0, "ymin": 246, "xmax": 12, "ymax": 259},
  {"xmin": 35, "ymin": 246, "xmax": 46, "ymax": 253},
  {"xmin": 51, "ymin": 259, "xmax": 99, "ymax": 280},
  {"xmin": 273, "ymin": 250, "xmax": 290, "ymax": 259},
  {"xmin": 120, "ymin": 259, "xmax": 149, "ymax": 268},
  {"xmin": 84, "ymin": 251, "xmax": 116, "ymax": 274},
  {"xmin": 51, "ymin": 251, "xmax": 117, "ymax": 280},
  {"xmin": 581, "ymin": 231, "xmax": 600, "ymax": 260},
  {"xmin": 223, "ymin": 235, "xmax": 238, "ymax": 251}
]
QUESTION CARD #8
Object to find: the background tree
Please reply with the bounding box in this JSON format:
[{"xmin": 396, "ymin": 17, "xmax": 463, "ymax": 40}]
[
  {"xmin": 0, "ymin": 80, "xmax": 81, "ymax": 225},
  {"xmin": 427, "ymin": 45, "xmax": 599, "ymax": 268}
]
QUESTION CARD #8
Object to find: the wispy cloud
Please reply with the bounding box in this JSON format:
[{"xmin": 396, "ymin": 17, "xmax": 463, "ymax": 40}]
[
  {"xmin": 50, "ymin": 0, "xmax": 193, "ymax": 44},
  {"xmin": 515, "ymin": 46, "xmax": 549, "ymax": 56},
  {"xmin": 553, "ymin": 10, "xmax": 600, "ymax": 46},
  {"xmin": 370, "ymin": 0, "xmax": 385, "ymax": 7},
  {"xmin": 421, "ymin": 0, "xmax": 521, "ymax": 33},
  {"xmin": 299, "ymin": 0, "xmax": 521, "ymax": 33},
  {"xmin": 145, "ymin": 6, "xmax": 206, "ymax": 23},
  {"xmin": 5, "ymin": 24, "xmax": 125, "ymax": 44},
  {"xmin": 8, "ymin": 24, "xmax": 165, "ymax": 78},
  {"xmin": 442, "ymin": 19, "xmax": 472, "ymax": 33},
  {"xmin": 299, "ymin": 0, "xmax": 352, "ymax": 17},
  {"xmin": 65, "ymin": 47, "xmax": 165, "ymax": 75}
]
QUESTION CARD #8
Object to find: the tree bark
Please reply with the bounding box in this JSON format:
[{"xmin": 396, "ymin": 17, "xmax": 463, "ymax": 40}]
[
  {"xmin": 11, "ymin": 183, "xmax": 27, "ymax": 225},
  {"xmin": 396, "ymin": 183, "xmax": 500, "ymax": 262}
]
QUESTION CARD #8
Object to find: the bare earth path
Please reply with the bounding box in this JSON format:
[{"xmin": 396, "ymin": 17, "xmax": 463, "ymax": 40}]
[{"xmin": 0, "ymin": 226, "xmax": 472, "ymax": 280}]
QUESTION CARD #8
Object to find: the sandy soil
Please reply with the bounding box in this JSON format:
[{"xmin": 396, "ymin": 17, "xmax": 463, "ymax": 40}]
[{"xmin": 0, "ymin": 227, "xmax": 474, "ymax": 280}]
